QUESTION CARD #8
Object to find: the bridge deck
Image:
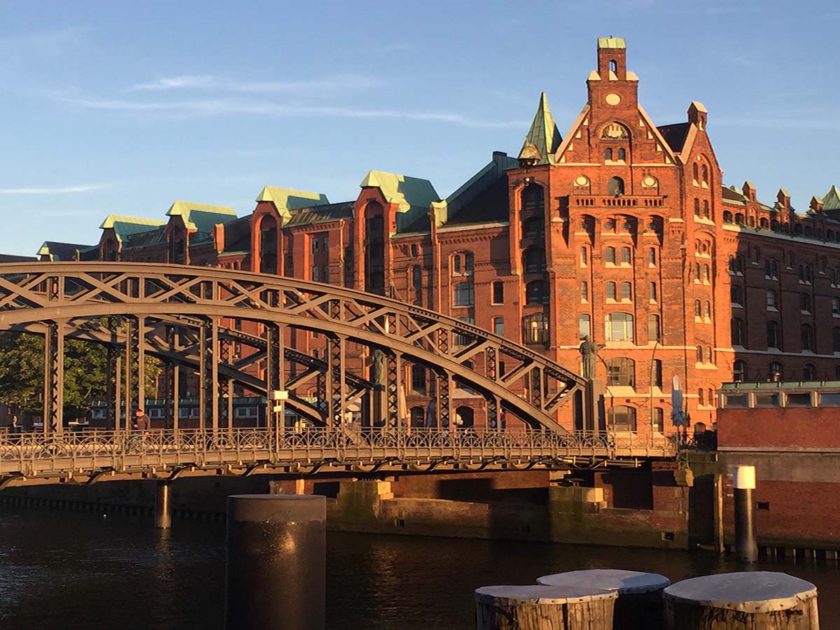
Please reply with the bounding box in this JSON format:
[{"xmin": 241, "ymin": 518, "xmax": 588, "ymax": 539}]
[{"xmin": 0, "ymin": 429, "xmax": 676, "ymax": 486}]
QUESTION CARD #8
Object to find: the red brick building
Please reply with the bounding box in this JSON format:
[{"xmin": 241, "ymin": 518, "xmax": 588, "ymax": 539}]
[{"xmin": 36, "ymin": 37, "xmax": 840, "ymax": 436}]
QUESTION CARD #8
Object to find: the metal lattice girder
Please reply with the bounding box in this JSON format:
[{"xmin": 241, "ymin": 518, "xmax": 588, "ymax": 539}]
[
  {"xmin": 0, "ymin": 263, "xmax": 588, "ymax": 431},
  {"xmin": 43, "ymin": 321, "xmax": 64, "ymax": 435}
]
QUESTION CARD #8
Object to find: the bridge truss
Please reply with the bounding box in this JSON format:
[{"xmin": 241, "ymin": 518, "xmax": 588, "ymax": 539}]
[{"xmin": 0, "ymin": 263, "xmax": 588, "ymax": 436}]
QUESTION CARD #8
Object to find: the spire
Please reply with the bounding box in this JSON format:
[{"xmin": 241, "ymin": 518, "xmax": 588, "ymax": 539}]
[
  {"xmin": 822, "ymin": 185, "xmax": 840, "ymax": 211},
  {"xmin": 518, "ymin": 92, "xmax": 562, "ymax": 166}
]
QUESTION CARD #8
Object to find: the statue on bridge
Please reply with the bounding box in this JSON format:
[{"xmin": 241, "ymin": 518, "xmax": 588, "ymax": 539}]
[
  {"xmin": 579, "ymin": 335, "xmax": 604, "ymax": 381},
  {"xmin": 370, "ymin": 348, "xmax": 388, "ymax": 386}
]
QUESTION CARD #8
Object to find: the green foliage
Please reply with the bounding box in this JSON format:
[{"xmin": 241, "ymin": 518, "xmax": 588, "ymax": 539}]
[{"xmin": 0, "ymin": 332, "xmax": 161, "ymax": 416}]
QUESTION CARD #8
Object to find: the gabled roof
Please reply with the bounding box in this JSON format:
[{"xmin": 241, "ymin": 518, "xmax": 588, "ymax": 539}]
[
  {"xmin": 166, "ymin": 201, "xmax": 237, "ymax": 233},
  {"xmin": 360, "ymin": 170, "xmax": 440, "ymax": 233},
  {"xmin": 36, "ymin": 241, "xmax": 94, "ymax": 261},
  {"xmin": 257, "ymin": 187, "xmax": 329, "ymax": 211},
  {"xmin": 722, "ymin": 185, "xmax": 746, "ymax": 203},
  {"xmin": 822, "ymin": 185, "xmax": 840, "ymax": 211},
  {"xmin": 360, "ymin": 170, "xmax": 439, "ymax": 213},
  {"xmin": 518, "ymin": 93, "xmax": 562, "ymax": 166},
  {"xmin": 99, "ymin": 214, "xmax": 166, "ymax": 242},
  {"xmin": 657, "ymin": 123, "xmax": 690, "ymax": 154}
]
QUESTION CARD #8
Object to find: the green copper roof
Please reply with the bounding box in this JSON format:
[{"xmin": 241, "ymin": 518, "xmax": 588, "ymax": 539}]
[
  {"xmin": 598, "ymin": 37, "xmax": 626, "ymax": 49},
  {"xmin": 518, "ymin": 92, "xmax": 562, "ymax": 166},
  {"xmin": 166, "ymin": 201, "xmax": 238, "ymax": 233},
  {"xmin": 98, "ymin": 215, "xmax": 165, "ymax": 242},
  {"xmin": 360, "ymin": 170, "xmax": 440, "ymax": 232},
  {"xmin": 257, "ymin": 187, "xmax": 329, "ymax": 211},
  {"xmin": 257, "ymin": 187, "xmax": 330, "ymax": 225},
  {"xmin": 822, "ymin": 185, "xmax": 840, "ymax": 211}
]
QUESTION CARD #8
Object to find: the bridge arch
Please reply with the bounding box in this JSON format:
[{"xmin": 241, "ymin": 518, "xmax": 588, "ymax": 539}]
[{"xmin": 0, "ymin": 263, "xmax": 587, "ymax": 434}]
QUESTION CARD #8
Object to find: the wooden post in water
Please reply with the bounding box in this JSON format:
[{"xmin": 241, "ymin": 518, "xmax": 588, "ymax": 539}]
[
  {"xmin": 663, "ymin": 572, "xmax": 818, "ymax": 629},
  {"xmin": 538, "ymin": 569, "xmax": 670, "ymax": 629},
  {"xmin": 474, "ymin": 585, "xmax": 616, "ymax": 630}
]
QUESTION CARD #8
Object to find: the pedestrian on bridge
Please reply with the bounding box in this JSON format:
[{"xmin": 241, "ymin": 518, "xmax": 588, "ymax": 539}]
[{"xmin": 134, "ymin": 409, "xmax": 151, "ymax": 432}]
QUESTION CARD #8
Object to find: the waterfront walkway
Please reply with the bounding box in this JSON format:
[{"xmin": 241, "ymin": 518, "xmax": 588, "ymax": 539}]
[{"xmin": 0, "ymin": 428, "xmax": 676, "ymax": 486}]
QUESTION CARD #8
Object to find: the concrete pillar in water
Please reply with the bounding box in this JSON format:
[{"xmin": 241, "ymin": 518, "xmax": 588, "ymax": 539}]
[
  {"xmin": 733, "ymin": 465, "xmax": 758, "ymax": 562},
  {"xmin": 154, "ymin": 480, "xmax": 172, "ymax": 529},
  {"xmin": 224, "ymin": 494, "xmax": 326, "ymax": 630}
]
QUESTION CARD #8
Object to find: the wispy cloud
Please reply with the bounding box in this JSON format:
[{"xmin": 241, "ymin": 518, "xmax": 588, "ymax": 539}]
[
  {"xmin": 129, "ymin": 74, "xmax": 383, "ymax": 95},
  {"xmin": 0, "ymin": 184, "xmax": 110, "ymax": 195},
  {"xmin": 57, "ymin": 94, "xmax": 527, "ymax": 129}
]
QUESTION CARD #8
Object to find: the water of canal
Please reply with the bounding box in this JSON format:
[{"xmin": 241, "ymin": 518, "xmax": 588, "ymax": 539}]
[{"xmin": 0, "ymin": 506, "xmax": 837, "ymax": 629}]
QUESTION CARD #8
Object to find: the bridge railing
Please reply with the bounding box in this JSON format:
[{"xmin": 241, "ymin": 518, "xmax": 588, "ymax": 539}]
[{"xmin": 0, "ymin": 428, "xmax": 677, "ymax": 480}]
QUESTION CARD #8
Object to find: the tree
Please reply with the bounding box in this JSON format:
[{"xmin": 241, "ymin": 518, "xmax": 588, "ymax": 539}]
[{"xmin": 0, "ymin": 331, "xmax": 160, "ymax": 419}]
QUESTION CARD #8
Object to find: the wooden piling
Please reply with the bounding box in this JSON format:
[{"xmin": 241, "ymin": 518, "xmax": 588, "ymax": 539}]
[
  {"xmin": 663, "ymin": 572, "xmax": 818, "ymax": 629},
  {"xmin": 537, "ymin": 569, "xmax": 670, "ymax": 629},
  {"xmin": 474, "ymin": 584, "xmax": 616, "ymax": 630}
]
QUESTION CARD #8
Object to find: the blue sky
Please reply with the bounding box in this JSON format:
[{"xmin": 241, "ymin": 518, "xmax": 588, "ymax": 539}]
[{"xmin": 0, "ymin": 0, "xmax": 838, "ymax": 255}]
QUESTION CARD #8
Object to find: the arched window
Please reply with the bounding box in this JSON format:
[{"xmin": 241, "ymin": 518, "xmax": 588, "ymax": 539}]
[
  {"xmin": 648, "ymin": 247, "xmax": 657, "ymax": 266},
  {"xmin": 411, "ymin": 365, "xmax": 427, "ymax": 394},
  {"xmin": 731, "ymin": 318, "xmax": 745, "ymax": 346},
  {"xmin": 454, "ymin": 406, "xmax": 474, "ymax": 429},
  {"xmin": 800, "ymin": 292, "xmax": 812, "ymax": 313},
  {"xmin": 801, "ymin": 324, "xmax": 814, "ymax": 351},
  {"xmin": 647, "ymin": 314, "xmax": 660, "ymax": 342},
  {"xmin": 760, "ymin": 217, "xmax": 769, "ymax": 229},
  {"xmin": 765, "ymin": 259, "xmax": 779, "ymax": 279},
  {"xmin": 607, "ymin": 358, "xmax": 635, "ymax": 387},
  {"xmin": 652, "ymin": 359, "xmax": 663, "ymax": 387},
  {"xmin": 723, "ymin": 211, "xmax": 733, "ymax": 223},
  {"xmin": 364, "ymin": 204, "xmax": 385, "ymax": 294},
  {"xmin": 694, "ymin": 300, "xmax": 702, "ymax": 317},
  {"xmin": 606, "ymin": 281, "xmax": 617, "ymax": 301},
  {"xmin": 523, "ymin": 312, "xmax": 549, "ymax": 344},
  {"xmin": 609, "ymin": 59, "xmax": 618, "ymax": 73},
  {"xmin": 692, "ymin": 163, "xmax": 699, "ymax": 182},
  {"xmin": 611, "ymin": 405, "xmax": 637, "ymax": 432},
  {"xmin": 451, "ymin": 251, "xmax": 474, "ymax": 276},
  {"xmin": 525, "ymin": 280, "xmax": 549, "ymax": 305},
  {"xmin": 735, "ymin": 213, "xmax": 745, "ymax": 225},
  {"xmin": 493, "ymin": 317, "xmax": 505, "ymax": 336},
  {"xmin": 608, "ymin": 176, "xmax": 625, "ymax": 196},
  {"xmin": 803, "ymin": 364, "xmax": 817, "ymax": 380},
  {"xmin": 521, "ymin": 183, "xmax": 544, "ymax": 214},
  {"xmin": 701, "ymin": 164, "xmax": 709, "ymax": 185},
  {"xmin": 580, "ymin": 281, "xmax": 589, "ymax": 302},
  {"xmin": 605, "ymin": 247, "xmax": 616, "ymax": 264},
  {"xmin": 620, "ymin": 281, "xmax": 632, "ymax": 301},
  {"xmin": 698, "ymin": 389, "xmax": 705, "ymax": 406},
  {"xmin": 617, "ymin": 148, "xmax": 626, "ymax": 162},
  {"xmin": 578, "ymin": 314, "xmax": 591, "ymax": 339},
  {"xmin": 410, "ymin": 406, "xmax": 426, "ymax": 428},
  {"xmin": 733, "ymin": 360, "xmax": 746, "ymax": 382},
  {"xmin": 620, "ymin": 246, "xmax": 632, "ymax": 265},
  {"xmin": 696, "ymin": 346, "xmax": 704, "ymax": 363},
  {"xmin": 605, "ymin": 313, "xmax": 634, "ymax": 341},
  {"xmin": 523, "ymin": 247, "xmax": 546, "ymax": 273},
  {"xmin": 702, "ymin": 200, "xmax": 710, "ymax": 218},
  {"xmin": 731, "ymin": 285, "xmax": 743, "ymax": 305},
  {"xmin": 694, "ymin": 198, "xmax": 700, "ymax": 215},
  {"xmin": 705, "ymin": 301, "xmax": 712, "ymax": 318},
  {"xmin": 522, "ymin": 216, "xmax": 544, "ymax": 238},
  {"xmin": 604, "ymin": 148, "xmax": 613, "ymax": 161},
  {"xmin": 411, "ymin": 265, "xmax": 423, "ymax": 306},
  {"xmin": 767, "ymin": 321, "xmax": 780, "ymax": 349}
]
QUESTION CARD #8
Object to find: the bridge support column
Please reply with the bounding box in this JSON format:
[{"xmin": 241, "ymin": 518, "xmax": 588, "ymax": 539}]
[
  {"xmin": 154, "ymin": 480, "xmax": 172, "ymax": 529},
  {"xmin": 225, "ymin": 495, "xmax": 326, "ymax": 630},
  {"xmin": 199, "ymin": 319, "xmax": 219, "ymax": 432},
  {"xmin": 43, "ymin": 320, "xmax": 65, "ymax": 435}
]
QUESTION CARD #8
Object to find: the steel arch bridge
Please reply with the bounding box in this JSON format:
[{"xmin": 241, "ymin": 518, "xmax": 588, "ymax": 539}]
[
  {"xmin": 0, "ymin": 263, "xmax": 675, "ymax": 485},
  {"xmin": 0, "ymin": 263, "xmax": 587, "ymax": 431}
]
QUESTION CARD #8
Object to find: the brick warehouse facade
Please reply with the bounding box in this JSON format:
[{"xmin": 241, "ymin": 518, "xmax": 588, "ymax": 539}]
[{"xmin": 31, "ymin": 37, "xmax": 840, "ymax": 436}]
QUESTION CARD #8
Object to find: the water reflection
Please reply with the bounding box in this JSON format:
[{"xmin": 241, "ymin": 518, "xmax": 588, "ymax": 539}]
[{"xmin": 0, "ymin": 507, "xmax": 837, "ymax": 630}]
